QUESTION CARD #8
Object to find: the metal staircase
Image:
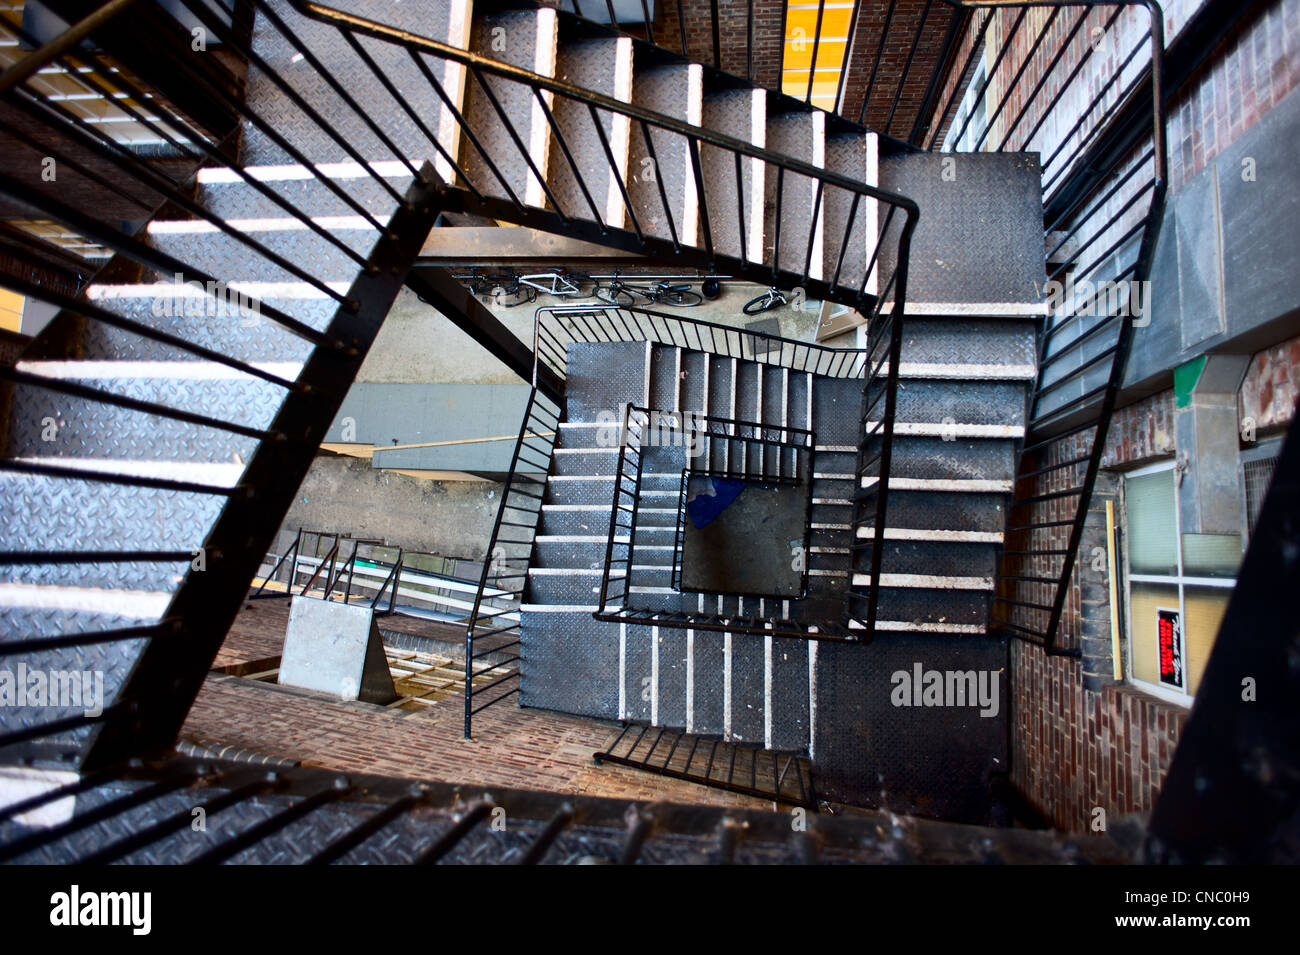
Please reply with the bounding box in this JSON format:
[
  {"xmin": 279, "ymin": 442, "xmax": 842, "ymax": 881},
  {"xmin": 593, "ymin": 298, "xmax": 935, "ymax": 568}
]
[
  {"xmin": 0, "ymin": 0, "xmax": 448, "ymax": 769},
  {"xmin": 0, "ymin": 0, "xmax": 1177, "ymax": 833}
]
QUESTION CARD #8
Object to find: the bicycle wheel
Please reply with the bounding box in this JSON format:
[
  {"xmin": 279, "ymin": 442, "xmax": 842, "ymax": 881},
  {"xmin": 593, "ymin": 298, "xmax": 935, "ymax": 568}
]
[
  {"xmin": 660, "ymin": 288, "xmax": 703, "ymax": 307},
  {"xmin": 495, "ymin": 283, "xmax": 538, "ymax": 307},
  {"xmin": 596, "ymin": 284, "xmax": 638, "ymax": 307},
  {"xmin": 743, "ymin": 292, "xmax": 781, "ymax": 315}
]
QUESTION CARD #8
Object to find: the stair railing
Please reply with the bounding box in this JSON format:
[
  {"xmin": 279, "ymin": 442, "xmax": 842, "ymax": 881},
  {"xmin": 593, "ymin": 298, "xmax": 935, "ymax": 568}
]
[
  {"xmin": 461, "ymin": 386, "xmax": 560, "ymax": 737},
  {"xmin": 250, "ymin": 528, "xmax": 304, "ymax": 599},
  {"xmin": 921, "ymin": 1, "xmax": 1168, "ymax": 652},
  {"xmin": 596, "ymin": 406, "xmax": 819, "ymax": 635},
  {"xmin": 541, "ymin": 303, "xmax": 900, "ymax": 637},
  {"xmin": 293, "ymin": 0, "xmax": 920, "ymax": 318}
]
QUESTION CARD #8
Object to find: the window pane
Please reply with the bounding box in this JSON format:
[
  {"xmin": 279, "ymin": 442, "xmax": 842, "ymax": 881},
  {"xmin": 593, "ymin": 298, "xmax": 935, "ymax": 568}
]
[
  {"xmin": 1184, "ymin": 585, "xmax": 1231, "ymax": 696},
  {"xmin": 1127, "ymin": 469, "xmax": 1177, "ymax": 576},
  {"xmin": 1129, "ymin": 582, "xmax": 1182, "ymax": 689},
  {"xmin": 1181, "ymin": 533, "xmax": 1243, "ymax": 578}
]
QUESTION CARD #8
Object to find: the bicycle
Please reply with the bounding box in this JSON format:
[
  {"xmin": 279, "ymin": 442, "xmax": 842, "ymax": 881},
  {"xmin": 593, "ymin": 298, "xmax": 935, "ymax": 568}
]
[
  {"xmin": 595, "ymin": 274, "xmax": 703, "ymax": 308},
  {"xmin": 742, "ymin": 287, "xmax": 788, "ymax": 315},
  {"xmin": 452, "ymin": 269, "xmax": 538, "ymax": 307},
  {"xmin": 516, "ymin": 269, "xmax": 596, "ymax": 300}
]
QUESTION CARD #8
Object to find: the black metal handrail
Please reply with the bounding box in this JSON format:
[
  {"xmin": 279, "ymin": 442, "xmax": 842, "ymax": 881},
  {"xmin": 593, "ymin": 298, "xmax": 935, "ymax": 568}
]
[
  {"xmin": 252, "ymin": 530, "xmax": 511, "ymax": 624},
  {"xmin": 533, "ymin": 303, "xmax": 901, "ymax": 635},
  {"xmin": 370, "ymin": 547, "xmax": 403, "ymax": 616},
  {"xmin": 293, "ymin": 0, "xmax": 921, "ymax": 316},
  {"xmin": 594, "ymin": 404, "xmax": 858, "ymax": 641},
  {"xmin": 533, "ymin": 303, "xmax": 871, "ymax": 385},
  {"xmin": 595, "ymin": 407, "xmax": 811, "ymax": 608},
  {"xmin": 295, "ymin": 0, "xmax": 919, "ymax": 648},
  {"xmin": 461, "ymin": 386, "xmax": 559, "ymax": 737},
  {"xmin": 596, "ymin": 404, "xmax": 647, "ymax": 624},
  {"xmin": 250, "ymin": 528, "xmax": 304, "ymax": 600}
]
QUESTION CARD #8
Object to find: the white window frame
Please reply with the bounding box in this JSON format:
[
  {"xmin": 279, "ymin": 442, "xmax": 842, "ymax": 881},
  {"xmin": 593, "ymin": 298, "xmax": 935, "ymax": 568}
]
[{"xmin": 1120, "ymin": 459, "xmax": 1235, "ymax": 705}]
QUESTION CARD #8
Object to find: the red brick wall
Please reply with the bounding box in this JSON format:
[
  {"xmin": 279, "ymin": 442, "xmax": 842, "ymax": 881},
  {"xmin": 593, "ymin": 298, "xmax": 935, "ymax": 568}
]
[
  {"xmin": 1166, "ymin": 0, "xmax": 1300, "ymax": 191},
  {"xmin": 1239, "ymin": 332, "xmax": 1300, "ymax": 437},
  {"xmin": 654, "ymin": 0, "xmax": 787, "ymax": 87},
  {"xmin": 836, "ymin": 0, "xmax": 957, "ymax": 139},
  {"xmin": 1013, "ymin": 646, "xmax": 1189, "ymax": 831},
  {"xmin": 1100, "ymin": 389, "xmax": 1177, "ymax": 468},
  {"xmin": 1004, "ymin": 0, "xmax": 1298, "ymax": 832}
]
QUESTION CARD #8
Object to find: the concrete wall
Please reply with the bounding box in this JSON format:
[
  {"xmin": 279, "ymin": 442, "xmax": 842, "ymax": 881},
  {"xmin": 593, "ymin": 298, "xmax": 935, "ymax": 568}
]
[
  {"xmin": 1126, "ymin": 79, "xmax": 1300, "ymax": 395},
  {"xmin": 277, "ymin": 455, "xmax": 501, "ymax": 561}
]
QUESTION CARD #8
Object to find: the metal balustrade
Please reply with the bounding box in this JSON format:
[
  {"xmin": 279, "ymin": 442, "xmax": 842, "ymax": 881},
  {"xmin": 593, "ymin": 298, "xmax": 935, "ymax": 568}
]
[{"xmin": 593, "ymin": 405, "xmax": 825, "ymax": 634}]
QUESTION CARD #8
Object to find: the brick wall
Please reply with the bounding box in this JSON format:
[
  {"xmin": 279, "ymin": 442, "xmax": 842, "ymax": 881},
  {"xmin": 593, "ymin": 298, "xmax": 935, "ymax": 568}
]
[
  {"xmin": 835, "ymin": 0, "xmax": 956, "ymax": 140},
  {"xmin": 654, "ymin": 0, "xmax": 787, "ymax": 88},
  {"xmin": 1013, "ymin": 645, "xmax": 1190, "ymax": 831},
  {"xmin": 1239, "ymin": 332, "xmax": 1300, "ymax": 436},
  {"xmin": 1165, "ymin": 0, "xmax": 1300, "ymax": 192},
  {"xmin": 1100, "ymin": 389, "xmax": 1177, "ymax": 467},
  {"xmin": 1010, "ymin": 390, "xmax": 1186, "ymax": 832},
  {"xmin": 1004, "ymin": 0, "xmax": 1297, "ymax": 832}
]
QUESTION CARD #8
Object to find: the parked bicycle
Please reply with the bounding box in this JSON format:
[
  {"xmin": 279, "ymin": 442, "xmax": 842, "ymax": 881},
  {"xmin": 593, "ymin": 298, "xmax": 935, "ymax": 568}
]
[
  {"xmin": 452, "ymin": 269, "xmax": 537, "ymax": 307},
  {"xmin": 516, "ymin": 269, "xmax": 596, "ymax": 299},
  {"xmin": 742, "ymin": 287, "xmax": 788, "ymax": 315},
  {"xmin": 595, "ymin": 273, "xmax": 703, "ymax": 307}
]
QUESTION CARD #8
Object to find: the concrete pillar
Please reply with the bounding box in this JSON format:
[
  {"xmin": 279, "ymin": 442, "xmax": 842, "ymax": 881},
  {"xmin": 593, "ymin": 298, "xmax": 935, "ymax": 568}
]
[{"xmin": 1173, "ymin": 354, "xmax": 1250, "ymax": 536}]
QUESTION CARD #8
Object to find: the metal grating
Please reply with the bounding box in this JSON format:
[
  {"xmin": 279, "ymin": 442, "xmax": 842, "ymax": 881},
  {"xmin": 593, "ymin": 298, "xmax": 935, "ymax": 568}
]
[
  {"xmin": 1243, "ymin": 454, "xmax": 1278, "ymax": 539},
  {"xmin": 594, "ymin": 722, "xmax": 816, "ymax": 808}
]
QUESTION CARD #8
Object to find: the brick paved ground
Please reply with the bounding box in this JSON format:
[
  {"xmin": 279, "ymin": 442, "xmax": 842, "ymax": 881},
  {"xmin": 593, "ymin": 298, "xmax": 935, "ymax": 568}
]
[{"xmin": 189, "ymin": 600, "xmax": 774, "ymax": 810}]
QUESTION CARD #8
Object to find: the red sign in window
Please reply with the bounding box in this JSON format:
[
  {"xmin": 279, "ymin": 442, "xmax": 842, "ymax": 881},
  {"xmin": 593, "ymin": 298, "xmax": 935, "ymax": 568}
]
[{"xmin": 1158, "ymin": 608, "xmax": 1183, "ymax": 688}]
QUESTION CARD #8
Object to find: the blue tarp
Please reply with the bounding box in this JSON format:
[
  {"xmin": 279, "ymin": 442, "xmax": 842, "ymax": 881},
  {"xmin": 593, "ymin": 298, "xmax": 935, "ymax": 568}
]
[{"xmin": 686, "ymin": 477, "xmax": 746, "ymax": 529}]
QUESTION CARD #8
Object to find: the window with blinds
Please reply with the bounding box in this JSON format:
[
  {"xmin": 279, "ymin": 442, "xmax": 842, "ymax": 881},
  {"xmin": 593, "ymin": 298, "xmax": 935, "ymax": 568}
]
[{"xmin": 1125, "ymin": 468, "xmax": 1177, "ymax": 577}]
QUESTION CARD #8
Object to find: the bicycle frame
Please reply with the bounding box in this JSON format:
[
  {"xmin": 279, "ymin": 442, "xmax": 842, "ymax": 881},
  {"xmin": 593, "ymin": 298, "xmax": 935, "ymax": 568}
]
[{"xmin": 518, "ymin": 271, "xmax": 586, "ymax": 296}]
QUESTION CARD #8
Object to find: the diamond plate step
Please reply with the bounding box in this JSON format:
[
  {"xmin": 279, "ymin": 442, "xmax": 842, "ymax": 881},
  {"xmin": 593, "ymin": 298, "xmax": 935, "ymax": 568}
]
[
  {"xmin": 628, "ymin": 60, "xmax": 701, "ymax": 245},
  {"xmin": 811, "ymin": 375, "xmax": 861, "ymax": 446},
  {"xmin": 238, "ymin": 0, "xmax": 461, "ymax": 168},
  {"xmin": 564, "ymin": 340, "xmax": 650, "ymax": 422},
  {"xmin": 892, "ymin": 378, "xmax": 1028, "ymax": 429},
  {"xmin": 763, "ymin": 108, "xmax": 824, "ymax": 279},
  {"xmin": 519, "ymin": 609, "xmax": 618, "ymax": 718},
  {"xmin": 74, "ymin": 287, "xmax": 332, "ymax": 365},
  {"xmin": 823, "ymin": 131, "xmax": 878, "ymax": 292},
  {"xmin": 899, "ymin": 317, "xmax": 1039, "ymax": 368},
  {"xmin": 548, "ymin": 33, "xmax": 633, "ymax": 227},
  {"xmin": 699, "ymin": 86, "xmax": 764, "ymax": 261},
  {"xmin": 144, "ymin": 222, "xmax": 379, "ymax": 286},
  {"xmin": 461, "ymin": 7, "xmax": 557, "ymax": 208}
]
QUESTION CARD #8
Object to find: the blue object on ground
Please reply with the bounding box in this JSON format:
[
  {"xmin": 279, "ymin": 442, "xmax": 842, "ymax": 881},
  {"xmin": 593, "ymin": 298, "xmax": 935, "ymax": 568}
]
[{"xmin": 686, "ymin": 477, "xmax": 746, "ymax": 529}]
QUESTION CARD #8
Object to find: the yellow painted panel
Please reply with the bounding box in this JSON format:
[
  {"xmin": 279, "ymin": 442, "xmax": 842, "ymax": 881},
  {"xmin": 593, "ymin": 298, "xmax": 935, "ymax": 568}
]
[
  {"xmin": 1183, "ymin": 587, "xmax": 1229, "ymax": 696},
  {"xmin": 0, "ymin": 290, "xmax": 23, "ymax": 333},
  {"xmin": 1129, "ymin": 582, "xmax": 1180, "ymax": 688},
  {"xmin": 785, "ymin": 8, "xmax": 853, "ymax": 37}
]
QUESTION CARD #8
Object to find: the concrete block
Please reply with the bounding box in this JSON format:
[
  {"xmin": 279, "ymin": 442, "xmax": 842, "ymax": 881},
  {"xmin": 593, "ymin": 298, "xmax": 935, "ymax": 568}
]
[{"xmin": 279, "ymin": 597, "xmax": 398, "ymax": 704}]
